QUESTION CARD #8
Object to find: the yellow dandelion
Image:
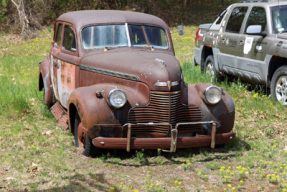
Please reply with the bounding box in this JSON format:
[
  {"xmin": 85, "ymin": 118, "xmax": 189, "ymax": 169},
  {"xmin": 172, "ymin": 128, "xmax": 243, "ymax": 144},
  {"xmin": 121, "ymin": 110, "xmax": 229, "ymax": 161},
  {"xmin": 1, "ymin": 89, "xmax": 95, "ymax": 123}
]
[
  {"xmin": 232, "ymin": 187, "xmax": 236, "ymax": 190},
  {"xmin": 228, "ymin": 184, "xmax": 232, "ymax": 188},
  {"xmin": 150, "ymin": 184, "xmax": 153, "ymax": 188},
  {"xmin": 175, "ymin": 180, "xmax": 178, "ymax": 184},
  {"xmin": 110, "ymin": 187, "xmax": 115, "ymax": 191},
  {"xmin": 178, "ymin": 182, "xmax": 182, "ymax": 185},
  {"xmin": 156, "ymin": 183, "xmax": 159, "ymax": 186}
]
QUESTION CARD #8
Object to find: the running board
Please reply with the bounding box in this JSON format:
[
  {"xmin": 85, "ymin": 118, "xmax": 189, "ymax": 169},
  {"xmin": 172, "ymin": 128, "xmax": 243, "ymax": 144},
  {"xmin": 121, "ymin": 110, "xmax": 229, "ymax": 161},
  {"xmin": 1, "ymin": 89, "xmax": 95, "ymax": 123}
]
[{"xmin": 50, "ymin": 101, "xmax": 69, "ymax": 130}]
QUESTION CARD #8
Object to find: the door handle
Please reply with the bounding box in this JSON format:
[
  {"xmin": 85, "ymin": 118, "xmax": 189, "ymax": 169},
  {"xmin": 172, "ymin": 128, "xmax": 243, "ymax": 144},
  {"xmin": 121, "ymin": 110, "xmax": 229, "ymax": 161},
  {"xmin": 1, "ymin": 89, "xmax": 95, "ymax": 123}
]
[
  {"xmin": 221, "ymin": 38, "xmax": 226, "ymax": 43},
  {"xmin": 239, "ymin": 40, "xmax": 245, "ymax": 46}
]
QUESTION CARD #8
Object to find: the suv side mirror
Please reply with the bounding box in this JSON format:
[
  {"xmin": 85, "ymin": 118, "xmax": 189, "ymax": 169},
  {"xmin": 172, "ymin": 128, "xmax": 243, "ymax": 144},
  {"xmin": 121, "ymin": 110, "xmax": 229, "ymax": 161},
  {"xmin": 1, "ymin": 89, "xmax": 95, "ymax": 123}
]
[
  {"xmin": 178, "ymin": 25, "xmax": 184, "ymax": 36},
  {"xmin": 246, "ymin": 25, "xmax": 267, "ymax": 37}
]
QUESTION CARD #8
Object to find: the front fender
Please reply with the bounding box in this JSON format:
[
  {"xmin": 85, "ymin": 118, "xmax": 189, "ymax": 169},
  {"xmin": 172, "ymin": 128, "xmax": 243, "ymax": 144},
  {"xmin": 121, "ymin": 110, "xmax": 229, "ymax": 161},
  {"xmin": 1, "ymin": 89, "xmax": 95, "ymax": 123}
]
[
  {"xmin": 39, "ymin": 58, "xmax": 53, "ymax": 105},
  {"xmin": 68, "ymin": 83, "xmax": 149, "ymax": 139},
  {"xmin": 182, "ymin": 83, "xmax": 235, "ymax": 134}
]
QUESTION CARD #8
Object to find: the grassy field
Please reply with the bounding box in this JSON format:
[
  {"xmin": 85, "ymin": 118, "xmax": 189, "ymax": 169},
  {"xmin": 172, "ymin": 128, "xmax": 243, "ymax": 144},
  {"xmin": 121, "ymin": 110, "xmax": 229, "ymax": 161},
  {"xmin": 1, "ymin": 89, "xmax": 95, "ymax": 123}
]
[{"xmin": 0, "ymin": 26, "xmax": 287, "ymax": 192}]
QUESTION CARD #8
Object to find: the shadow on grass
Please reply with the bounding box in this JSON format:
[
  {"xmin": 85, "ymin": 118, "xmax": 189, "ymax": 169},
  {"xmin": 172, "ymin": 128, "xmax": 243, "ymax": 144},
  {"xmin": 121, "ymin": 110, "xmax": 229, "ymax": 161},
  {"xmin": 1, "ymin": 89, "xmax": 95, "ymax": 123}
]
[{"xmin": 30, "ymin": 172, "xmax": 120, "ymax": 192}]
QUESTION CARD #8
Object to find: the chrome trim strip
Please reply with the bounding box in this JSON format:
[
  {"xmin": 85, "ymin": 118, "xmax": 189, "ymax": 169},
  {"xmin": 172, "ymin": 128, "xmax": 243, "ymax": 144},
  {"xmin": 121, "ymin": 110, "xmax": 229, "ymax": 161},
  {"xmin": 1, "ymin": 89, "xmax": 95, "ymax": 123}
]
[{"xmin": 80, "ymin": 64, "xmax": 140, "ymax": 81}]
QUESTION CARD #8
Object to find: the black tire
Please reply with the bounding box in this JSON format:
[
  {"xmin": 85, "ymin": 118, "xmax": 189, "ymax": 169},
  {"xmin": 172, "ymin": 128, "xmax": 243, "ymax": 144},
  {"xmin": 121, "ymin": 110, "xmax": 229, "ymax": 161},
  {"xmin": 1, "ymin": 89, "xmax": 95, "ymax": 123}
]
[
  {"xmin": 193, "ymin": 56, "xmax": 198, "ymax": 66},
  {"xmin": 271, "ymin": 65, "xmax": 287, "ymax": 105},
  {"xmin": 204, "ymin": 55, "xmax": 219, "ymax": 83},
  {"xmin": 74, "ymin": 113, "xmax": 101, "ymax": 157}
]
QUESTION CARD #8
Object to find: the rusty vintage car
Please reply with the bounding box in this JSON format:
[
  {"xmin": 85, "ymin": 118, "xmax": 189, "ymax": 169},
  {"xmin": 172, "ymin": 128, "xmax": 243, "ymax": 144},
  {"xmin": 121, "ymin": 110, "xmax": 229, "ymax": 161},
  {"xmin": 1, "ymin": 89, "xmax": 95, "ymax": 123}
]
[{"xmin": 38, "ymin": 10, "xmax": 235, "ymax": 156}]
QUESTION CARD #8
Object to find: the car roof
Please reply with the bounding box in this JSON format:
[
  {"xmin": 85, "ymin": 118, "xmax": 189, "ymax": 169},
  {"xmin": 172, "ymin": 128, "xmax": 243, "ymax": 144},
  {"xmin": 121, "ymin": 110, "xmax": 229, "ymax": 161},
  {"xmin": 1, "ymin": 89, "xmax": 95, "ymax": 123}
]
[
  {"xmin": 57, "ymin": 10, "xmax": 169, "ymax": 32},
  {"xmin": 236, "ymin": 0, "xmax": 287, "ymax": 7}
]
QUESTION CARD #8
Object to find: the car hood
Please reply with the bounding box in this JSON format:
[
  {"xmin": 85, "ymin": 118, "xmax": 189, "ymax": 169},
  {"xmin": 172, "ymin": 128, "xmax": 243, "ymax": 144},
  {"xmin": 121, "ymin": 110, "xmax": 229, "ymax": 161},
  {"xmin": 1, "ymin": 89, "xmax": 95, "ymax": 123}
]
[{"xmin": 80, "ymin": 49, "xmax": 182, "ymax": 91}]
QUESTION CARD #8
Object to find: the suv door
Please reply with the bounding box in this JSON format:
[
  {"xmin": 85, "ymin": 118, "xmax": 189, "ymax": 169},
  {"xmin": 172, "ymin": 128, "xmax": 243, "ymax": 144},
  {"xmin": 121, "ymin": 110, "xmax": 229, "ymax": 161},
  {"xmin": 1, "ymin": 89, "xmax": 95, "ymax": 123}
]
[
  {"xmin": 217, "ymin": 6, "xmax": 248, "ymax": 76},
  {"xmin": 57, "ymin": 24, "xmax": 80, "ymax": 108},
  {"xmin": 236, "ymin": 6, "xmax": 269, "ymax": 84}
]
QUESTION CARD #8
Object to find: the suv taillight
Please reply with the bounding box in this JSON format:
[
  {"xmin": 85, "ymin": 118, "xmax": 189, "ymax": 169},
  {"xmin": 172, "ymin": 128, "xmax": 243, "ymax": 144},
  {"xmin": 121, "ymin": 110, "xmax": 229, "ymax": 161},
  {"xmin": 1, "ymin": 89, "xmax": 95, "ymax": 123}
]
[{"xmin": 195, "ymin": 28, "xmax": 202, "ymax": 43}]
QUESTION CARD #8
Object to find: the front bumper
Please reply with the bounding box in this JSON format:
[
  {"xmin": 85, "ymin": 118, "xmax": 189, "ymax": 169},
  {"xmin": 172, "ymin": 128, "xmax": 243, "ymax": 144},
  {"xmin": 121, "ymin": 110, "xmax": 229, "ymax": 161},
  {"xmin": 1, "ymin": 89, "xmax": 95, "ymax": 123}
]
[{"xmin": 92, "ymin": 121, "xmax": 235, "ymax": 152}]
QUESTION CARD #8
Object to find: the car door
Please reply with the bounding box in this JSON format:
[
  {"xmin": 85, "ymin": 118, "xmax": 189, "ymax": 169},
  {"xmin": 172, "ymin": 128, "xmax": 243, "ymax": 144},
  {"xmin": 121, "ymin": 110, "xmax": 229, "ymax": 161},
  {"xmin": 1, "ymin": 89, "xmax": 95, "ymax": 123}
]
[
  {"xmin": 217, "ymin": 6, "xmax": 249, "ymax": 76},
  {"xmin": 57, "ymin": 24, "xmax": 80, "ymax": 108},
  {"xmin": 236, "ymin": 6, "xmax": 269, "ymax": 84},
  {"xmin": 50, "ymin": 22, "xmax": 63, "ymax": 102}
]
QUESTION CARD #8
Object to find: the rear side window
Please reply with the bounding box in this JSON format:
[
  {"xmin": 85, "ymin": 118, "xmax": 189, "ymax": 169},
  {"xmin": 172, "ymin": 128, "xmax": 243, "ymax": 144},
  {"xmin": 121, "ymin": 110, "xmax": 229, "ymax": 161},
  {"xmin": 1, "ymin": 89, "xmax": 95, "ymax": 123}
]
[
  {"xmin": 55, "ymin": 23, "xmax": 63, "ymax": 47},
  {"xmin": 245, "ymin": 7, "xmax": 267, "ymax": 32},
  {"xmin": 63, "ymin": 25, "xmax": 76, "ymax": 52},
  {"xmin": 226, "ymin": 7, "xmax": 248, "ymax": 33}
]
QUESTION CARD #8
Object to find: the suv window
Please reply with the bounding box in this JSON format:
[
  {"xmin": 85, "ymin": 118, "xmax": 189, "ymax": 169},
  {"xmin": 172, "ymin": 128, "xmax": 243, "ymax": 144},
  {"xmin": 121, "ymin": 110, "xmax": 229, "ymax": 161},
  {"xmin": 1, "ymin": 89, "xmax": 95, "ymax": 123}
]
[
  {"xmin": 226, "ymin": 7, "xmax": 248, "ymax": 33},
  {"xmin": 271, "ymin": 5, "xmax": 287, "ymax": 33},
  {"xmin": 245, "ymin": 7, "xmax": 267, "ymax": 32},
  {"xmin": 63, "ymin": 25, "xmax": 76, "ymax": 52},
  {"xmin": 55, "ymin": 23, "xmax": 63, "ymax": 47}
]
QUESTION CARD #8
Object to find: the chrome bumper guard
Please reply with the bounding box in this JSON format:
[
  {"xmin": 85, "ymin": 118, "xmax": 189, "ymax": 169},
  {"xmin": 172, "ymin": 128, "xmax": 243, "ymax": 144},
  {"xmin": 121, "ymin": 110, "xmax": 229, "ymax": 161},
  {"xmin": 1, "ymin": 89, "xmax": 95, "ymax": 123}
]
[{"xmin": 123, "ymin": 121, "xmax": 217, "ymax": 152}]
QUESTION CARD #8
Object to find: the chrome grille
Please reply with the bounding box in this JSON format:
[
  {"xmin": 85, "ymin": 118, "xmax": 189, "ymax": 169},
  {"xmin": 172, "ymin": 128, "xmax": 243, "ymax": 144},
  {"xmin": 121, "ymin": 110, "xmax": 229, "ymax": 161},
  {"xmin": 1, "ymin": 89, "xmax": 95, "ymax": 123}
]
[{"xmin": 128, "ymin": 91, "xmax": 202, "ymax": 135}]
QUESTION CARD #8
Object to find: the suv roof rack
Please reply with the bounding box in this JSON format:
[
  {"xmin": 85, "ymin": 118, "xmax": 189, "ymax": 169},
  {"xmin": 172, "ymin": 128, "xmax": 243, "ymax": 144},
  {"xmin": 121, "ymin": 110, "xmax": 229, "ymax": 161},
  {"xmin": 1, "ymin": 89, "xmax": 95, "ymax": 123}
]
[{"xmin": 238, "ymin": 0, "xmax": 268, "ymax": 3}]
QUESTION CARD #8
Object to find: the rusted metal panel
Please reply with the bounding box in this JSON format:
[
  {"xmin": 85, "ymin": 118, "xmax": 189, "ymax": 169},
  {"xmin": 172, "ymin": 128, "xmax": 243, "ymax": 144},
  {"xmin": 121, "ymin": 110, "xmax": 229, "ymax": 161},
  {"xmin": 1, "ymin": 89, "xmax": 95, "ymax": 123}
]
[
  {"xmin": 93, "ymin": 132, "xmax": 235, "ymax": 149},
  {"xmin": 50, "ymin": 101, "xmax": 69, "ymax": 130}
]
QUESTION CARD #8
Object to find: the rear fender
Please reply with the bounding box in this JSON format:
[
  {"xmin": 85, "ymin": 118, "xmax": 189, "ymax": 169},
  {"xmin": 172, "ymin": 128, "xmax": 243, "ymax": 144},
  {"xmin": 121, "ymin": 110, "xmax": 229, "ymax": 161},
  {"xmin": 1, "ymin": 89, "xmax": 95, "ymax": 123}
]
[
  {"xmin": 68, "ymin": 83, "xmax": 149, "ymax": 139},
  {"xmin": 39, "ymin": 58, "xmax": 53, "ymax": 105}
]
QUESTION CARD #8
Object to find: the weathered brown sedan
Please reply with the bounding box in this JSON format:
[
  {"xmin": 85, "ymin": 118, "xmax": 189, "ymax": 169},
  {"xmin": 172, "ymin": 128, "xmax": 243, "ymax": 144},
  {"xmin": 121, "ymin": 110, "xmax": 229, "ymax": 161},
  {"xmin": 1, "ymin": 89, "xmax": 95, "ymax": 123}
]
[{"xmin": 38, "ymin": 10, "xmax": 235, "ymax": 156}]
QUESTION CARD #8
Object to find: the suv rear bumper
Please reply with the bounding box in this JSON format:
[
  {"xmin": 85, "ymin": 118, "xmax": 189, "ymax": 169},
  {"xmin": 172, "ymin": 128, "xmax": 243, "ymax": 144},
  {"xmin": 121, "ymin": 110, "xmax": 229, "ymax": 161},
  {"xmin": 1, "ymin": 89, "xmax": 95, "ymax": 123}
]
[{"xmin": 92, "ymin": 122, "xmax": 235, "ymax": 152}]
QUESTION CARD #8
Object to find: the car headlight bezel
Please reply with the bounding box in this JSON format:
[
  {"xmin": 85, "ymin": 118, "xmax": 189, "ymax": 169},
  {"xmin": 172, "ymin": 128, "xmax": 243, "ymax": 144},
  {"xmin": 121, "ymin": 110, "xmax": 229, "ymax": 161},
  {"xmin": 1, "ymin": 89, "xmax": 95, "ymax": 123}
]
[
  {"xmin": 204, "ymin": 86, "xmax": 222, "ymax": 105},
  {"xmin": 107, "ymin": 89, "xmax": 127, "ymax": 109}
]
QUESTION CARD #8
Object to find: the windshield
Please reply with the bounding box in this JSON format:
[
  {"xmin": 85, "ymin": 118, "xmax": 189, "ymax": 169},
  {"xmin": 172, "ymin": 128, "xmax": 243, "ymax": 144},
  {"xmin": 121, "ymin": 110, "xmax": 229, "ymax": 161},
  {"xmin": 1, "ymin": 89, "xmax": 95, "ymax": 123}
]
[
  {"xmin": 82, "ymin": 24, "xmax": 168, "ymax": 50},
  {"xmin": 271, "ymin": 5, "xmax": 287, "ymax": 33}
]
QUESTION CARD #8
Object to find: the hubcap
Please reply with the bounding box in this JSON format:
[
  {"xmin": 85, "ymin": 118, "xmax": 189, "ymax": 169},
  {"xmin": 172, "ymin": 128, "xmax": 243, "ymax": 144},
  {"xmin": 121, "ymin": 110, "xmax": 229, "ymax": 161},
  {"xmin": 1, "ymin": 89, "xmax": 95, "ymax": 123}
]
[
  {"xmin": 275, "ymin": 76, "xmax": 287, "ymax": 105},
  {"xmin": 77, "ymin": 122, "xmax": 86, "ymax": 148},
  {"xmin": 206, "ymin": 62, "xmax": 215, "ymax": 80}
]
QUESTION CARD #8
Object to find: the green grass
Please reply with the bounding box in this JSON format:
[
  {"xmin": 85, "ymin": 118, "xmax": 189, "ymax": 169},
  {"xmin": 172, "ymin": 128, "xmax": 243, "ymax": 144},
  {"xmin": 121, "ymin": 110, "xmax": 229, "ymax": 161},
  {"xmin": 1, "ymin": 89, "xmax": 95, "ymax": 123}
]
[{"xmin": 0, "ymin": 26, "xmax": 287, "ymax": 191}]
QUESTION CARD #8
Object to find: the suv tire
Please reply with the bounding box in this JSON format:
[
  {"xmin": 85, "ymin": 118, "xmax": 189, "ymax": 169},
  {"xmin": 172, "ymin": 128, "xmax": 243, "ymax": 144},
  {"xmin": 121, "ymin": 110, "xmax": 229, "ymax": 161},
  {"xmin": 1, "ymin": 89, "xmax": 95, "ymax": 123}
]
[
  {"xmin": 271, "ymin": 65, "xmax": 287, "ymax": 105},
  {"xmin": 204, "ymin": 55, "xmax": 218, "ymax": 83}
]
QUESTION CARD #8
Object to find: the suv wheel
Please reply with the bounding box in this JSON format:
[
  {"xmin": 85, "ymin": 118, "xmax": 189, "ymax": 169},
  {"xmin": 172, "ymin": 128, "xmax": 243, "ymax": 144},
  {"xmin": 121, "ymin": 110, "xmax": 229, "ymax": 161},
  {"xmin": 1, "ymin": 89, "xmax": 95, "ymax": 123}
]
[
  {"xmin": 204, "ymin": 55, "xmax": 218, "ymax": 82},
  {"xmin": 74, "ymin": 113, "xmax": 100, "ymax": 157},
  {"xmin": 271, "ymin": 66, "xmax": 287, "ymax": 105}
]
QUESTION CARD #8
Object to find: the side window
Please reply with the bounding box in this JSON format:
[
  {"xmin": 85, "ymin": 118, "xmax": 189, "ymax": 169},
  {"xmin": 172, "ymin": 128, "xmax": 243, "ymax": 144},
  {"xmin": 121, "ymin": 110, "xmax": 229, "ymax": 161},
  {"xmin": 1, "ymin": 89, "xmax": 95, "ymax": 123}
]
[
  {"xmin": 245, "ymin": 7, "xmax": 267, "ymax": 32},
  {"xmin": 226, "ymin": 7, "xmax": 248, "ymax": 33},
  {"xmin": 55, "ymin": 23, "xmax": 63, "ymax": 47},
  {"xmin": 63, "ymin": 25, "xmax": 77, "ymax": 52}
]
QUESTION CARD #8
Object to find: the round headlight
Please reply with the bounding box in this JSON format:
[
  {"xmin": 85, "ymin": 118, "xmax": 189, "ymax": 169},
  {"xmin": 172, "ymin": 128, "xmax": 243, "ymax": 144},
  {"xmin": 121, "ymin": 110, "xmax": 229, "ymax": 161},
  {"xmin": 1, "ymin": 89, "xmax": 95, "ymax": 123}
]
[
  {"xmin": 107, "ymin": 89, "xmax": 127, "ymax": 108},
  {"xmin": 204, "ymin": 86, "xmax": 222, "ymax": 105}
]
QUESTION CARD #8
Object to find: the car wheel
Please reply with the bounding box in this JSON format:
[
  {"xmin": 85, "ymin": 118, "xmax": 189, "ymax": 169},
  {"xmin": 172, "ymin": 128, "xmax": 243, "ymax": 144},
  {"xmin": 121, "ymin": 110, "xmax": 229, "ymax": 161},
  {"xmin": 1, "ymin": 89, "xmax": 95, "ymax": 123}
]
[
  {"xmin": 74, "ymin": 112, "xmax": 100, "ymax": 157},
  {"xmin": 271, "ymin": 66, "xmax": 287, "ymax": 105},
  {"xmin": 204, "ymin": 55, "xmax": 218, "ymax": 83}
]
